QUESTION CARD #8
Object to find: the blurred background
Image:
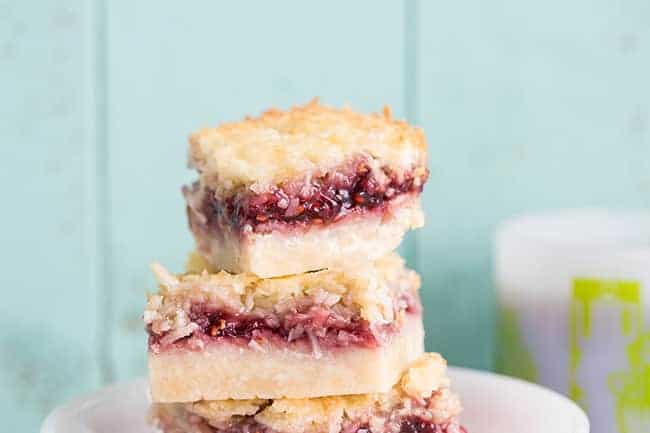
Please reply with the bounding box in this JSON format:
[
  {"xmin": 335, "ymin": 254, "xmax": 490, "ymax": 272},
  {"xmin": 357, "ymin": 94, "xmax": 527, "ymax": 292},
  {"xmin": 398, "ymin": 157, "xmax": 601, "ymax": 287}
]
[{"xmin": 1, "ymin": 0, "xmax": 649, "ymax": 430}]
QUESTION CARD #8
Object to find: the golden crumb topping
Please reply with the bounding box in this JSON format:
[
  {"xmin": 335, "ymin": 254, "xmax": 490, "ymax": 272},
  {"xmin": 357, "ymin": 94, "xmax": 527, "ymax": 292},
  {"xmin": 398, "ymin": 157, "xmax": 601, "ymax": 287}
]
[
  {"xmin": 254, "ymin": 394, "xmax": 374, "ymax": 433},
  {"xmin": 144, "ymin": 252, "xmax": 419, "ymax": 342},
  {"xmin": 189, "ymin": 99, "xmax": 427, "ymax": 197},
  {"xmin": 177, "ymin": 354, "xmax": 460, "ymax": 433},
  {"xmin": 189, "ymin": 399, "xmax": 267, "ymax": 426},
  {"xmin": 400, "ymin": 353, "xmax": 451, "ymax": 400}
]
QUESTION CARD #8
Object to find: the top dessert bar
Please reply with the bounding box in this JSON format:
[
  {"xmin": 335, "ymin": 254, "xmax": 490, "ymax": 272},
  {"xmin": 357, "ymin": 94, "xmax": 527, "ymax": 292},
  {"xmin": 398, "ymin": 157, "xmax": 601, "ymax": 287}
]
[{"xmin": 185, "ymin": 99, "xmax": 429, "ymax": 277}]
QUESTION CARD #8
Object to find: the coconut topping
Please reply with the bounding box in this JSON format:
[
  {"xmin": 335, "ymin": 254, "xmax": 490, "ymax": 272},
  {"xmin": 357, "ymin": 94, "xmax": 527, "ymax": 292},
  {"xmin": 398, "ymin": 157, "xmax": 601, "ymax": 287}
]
[{"xmin": 188, "ymin": 99, "xmax": 427, "ymax": 200}]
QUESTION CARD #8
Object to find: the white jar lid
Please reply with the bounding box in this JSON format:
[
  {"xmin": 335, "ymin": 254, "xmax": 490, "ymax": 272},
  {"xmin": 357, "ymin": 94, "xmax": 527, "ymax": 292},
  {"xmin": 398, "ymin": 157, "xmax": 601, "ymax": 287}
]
[
  {"xmin": 495, "ymin": 209, "xmax": 650, "ymax": 299},
  {"xmin": 497, "ymin": 209, "xmax": 650, "ymax": 251}
]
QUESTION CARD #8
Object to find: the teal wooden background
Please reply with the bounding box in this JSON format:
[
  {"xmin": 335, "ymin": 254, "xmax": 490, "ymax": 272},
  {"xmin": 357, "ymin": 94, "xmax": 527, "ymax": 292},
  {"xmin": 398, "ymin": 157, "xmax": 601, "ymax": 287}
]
[{"xmin": 1, "ymin": 0, "xmax": 649, "ymax": 430}]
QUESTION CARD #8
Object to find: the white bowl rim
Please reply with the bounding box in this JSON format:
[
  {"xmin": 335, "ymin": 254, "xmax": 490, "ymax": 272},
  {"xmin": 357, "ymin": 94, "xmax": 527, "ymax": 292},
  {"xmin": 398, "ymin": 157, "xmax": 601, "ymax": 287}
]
[
  {"xmin": 449, "ymin": 366, "xmax": 589, "ymax": 432},
  {"xmin": 41, "ymin": 367, "xmax": 590, "ymax": 433}
]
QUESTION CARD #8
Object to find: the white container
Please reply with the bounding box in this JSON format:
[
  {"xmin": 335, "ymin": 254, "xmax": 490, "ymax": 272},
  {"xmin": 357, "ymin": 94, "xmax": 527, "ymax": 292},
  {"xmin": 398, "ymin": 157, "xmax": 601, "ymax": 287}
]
[{"xmin": 495, "ymin": 209, "xmax": 650, "ymax": 433}]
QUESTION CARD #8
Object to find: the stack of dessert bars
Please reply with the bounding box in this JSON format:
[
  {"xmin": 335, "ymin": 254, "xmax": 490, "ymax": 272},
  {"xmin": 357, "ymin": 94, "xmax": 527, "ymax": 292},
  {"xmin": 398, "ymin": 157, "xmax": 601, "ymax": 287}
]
[{"xmin": 144, "ymin": 100, "xmax": 465, "ymax": 433}]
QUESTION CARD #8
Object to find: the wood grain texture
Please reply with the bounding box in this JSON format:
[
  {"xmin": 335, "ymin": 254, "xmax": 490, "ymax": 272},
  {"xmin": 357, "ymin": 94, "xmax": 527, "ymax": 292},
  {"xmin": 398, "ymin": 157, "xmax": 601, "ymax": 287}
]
[
  {"xmin": 0, "ymin": 0, "xmax": 101, "ymax": 430},
  {"xmin": 104, "ymin": 0, "xmax": 407, "ymax": 380},
  {"xmin": 416, "ymin": 0, "xmax": 650, "ymax": 369}
]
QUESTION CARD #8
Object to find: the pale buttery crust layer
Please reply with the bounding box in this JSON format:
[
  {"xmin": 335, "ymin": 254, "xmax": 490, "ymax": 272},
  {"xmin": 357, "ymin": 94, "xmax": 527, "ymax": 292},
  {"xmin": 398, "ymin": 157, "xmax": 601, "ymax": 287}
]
[
  {"xmin": 190, "ymin": 194, "xmax": 424, "ymax": 278},
  {"xmin": 148, "ymin": 313, "xmax": 424, "ymax": 402},
  {"xmin": 188, "ymin": 99, "xmax": 427, "ymax": 199},
  {"xmin": 150, "ymin": 354, "xmax": 464, "ymax": 433}
]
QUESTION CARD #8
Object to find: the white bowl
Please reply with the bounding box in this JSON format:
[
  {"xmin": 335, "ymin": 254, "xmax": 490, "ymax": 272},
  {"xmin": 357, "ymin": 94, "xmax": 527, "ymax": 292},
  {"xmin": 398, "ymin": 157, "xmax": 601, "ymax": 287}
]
[{"xmin": 41, "ymin": 367, "xmax": 589, "ymax": 433}]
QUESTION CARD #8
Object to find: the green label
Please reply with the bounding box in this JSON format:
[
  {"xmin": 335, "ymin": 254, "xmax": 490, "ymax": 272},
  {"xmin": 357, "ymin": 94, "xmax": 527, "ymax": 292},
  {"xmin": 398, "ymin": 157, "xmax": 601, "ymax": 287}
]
[
  {"xmin": 570, "ymin": 278, "xmax": 649, "ymax": 433},
  {"xmin": 495, "ymin": 306, "xmax": 538, "ymax": 382}
]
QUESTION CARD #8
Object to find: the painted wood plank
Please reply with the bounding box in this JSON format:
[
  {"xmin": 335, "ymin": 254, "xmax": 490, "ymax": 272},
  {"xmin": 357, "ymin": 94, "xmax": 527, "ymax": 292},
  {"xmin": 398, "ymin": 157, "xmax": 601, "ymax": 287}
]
[
  {"xmin": 416, "ymin": 0, "xmax": 650, "ymax": 370},
  {"xmin": 105, "ymin": 0, "xmax": 407, "ymax": 380},
  {"xmin": 0, "ymin": 0, "xmax": 102, "ymax": 430}
]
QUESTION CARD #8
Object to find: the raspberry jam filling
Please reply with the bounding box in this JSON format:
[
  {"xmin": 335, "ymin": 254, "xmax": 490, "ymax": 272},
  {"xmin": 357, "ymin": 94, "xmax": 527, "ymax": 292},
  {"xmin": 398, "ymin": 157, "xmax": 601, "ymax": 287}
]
[
  {"xmin": 173, "ymin": 418, "xmax": 464, "ymax": 433},
  {"xmin": 191, "ymin": 160, "xmax": 428, "ymax": 234},
  {"xmin": 154, "ymin": 407, "xmax": 465, "ymax": 433},
  {"xmin": 399, "ymin": 417, "xmax": 467, "ymax": 433},
  {"xmin": 148, "ymin": 293, "xmax": 420, "ymax": 353}
]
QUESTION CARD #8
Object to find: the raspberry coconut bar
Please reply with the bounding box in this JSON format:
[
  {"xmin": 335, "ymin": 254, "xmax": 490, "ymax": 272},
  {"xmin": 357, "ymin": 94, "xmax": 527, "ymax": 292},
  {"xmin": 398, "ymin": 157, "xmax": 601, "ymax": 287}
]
[
  {"xmin": 151, "ymin": 354, "xmax": 465, "ymax": 433},
  {"xmin": 184, "ymin": 99, "xmax": 428, "ymax": 278},
  {"xmin": 145, "ymin": 253, "xmax": 424, "ymax": 402}
]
